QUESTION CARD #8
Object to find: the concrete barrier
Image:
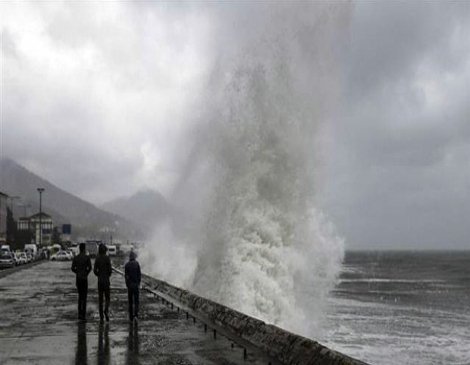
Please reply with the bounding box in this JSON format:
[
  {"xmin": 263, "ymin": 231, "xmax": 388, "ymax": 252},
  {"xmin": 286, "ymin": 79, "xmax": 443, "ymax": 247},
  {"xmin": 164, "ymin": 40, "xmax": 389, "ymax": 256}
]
[{"xmin": 139, "ymin": 272, "xmax": 369, "ymax": 365}]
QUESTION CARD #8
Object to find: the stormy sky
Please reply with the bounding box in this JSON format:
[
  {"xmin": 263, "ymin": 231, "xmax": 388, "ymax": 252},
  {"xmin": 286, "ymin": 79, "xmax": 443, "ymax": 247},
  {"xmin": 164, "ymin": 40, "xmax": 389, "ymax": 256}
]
[{"xmin": 1, "ymin": 1, "xmax": 469, "ymax": 249}]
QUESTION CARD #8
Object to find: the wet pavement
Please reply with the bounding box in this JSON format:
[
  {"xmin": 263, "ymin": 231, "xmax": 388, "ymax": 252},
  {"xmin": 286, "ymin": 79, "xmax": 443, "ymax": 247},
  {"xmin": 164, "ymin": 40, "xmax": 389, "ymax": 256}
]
[{"xmin": 0, "ymin": 261, "xmax": 271, "ymax": 365}]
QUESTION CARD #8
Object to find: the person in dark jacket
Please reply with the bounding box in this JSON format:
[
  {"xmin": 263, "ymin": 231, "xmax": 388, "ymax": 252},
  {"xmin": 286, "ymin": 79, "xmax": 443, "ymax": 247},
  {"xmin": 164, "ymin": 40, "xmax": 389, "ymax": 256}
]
[
  {"xmin": 94, "ymin": 244, "xmax": 112, "ymax": 322},
  {"xmin": 125, "ymin": 251, "xmax": 141, "ymax": 322},
  {"xmin": 71, "ymin": 243, "xmax": 92, "ymax": 321}
]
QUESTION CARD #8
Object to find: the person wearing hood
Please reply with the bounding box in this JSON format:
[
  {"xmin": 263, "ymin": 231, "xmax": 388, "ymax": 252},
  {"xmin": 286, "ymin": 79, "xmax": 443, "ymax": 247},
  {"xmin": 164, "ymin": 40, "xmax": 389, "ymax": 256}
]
[
  {"xmin": 124, "ymin": 251, "xmax": 141, "ymax": 322},
  {"xmin": 71, "ymin": 243, "xmax": 92, "ymax": 321},
  {"xmin": 94, "ymin": 243, "xmax": 112, "ymax": 322}
]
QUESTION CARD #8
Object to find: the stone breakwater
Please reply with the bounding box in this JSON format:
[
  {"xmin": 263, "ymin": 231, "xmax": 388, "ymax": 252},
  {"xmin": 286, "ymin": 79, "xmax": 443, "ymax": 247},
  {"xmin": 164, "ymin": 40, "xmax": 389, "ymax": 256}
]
[{"xmin": 136, "ymin": 271, "xmax": 369, "ymax": 365}]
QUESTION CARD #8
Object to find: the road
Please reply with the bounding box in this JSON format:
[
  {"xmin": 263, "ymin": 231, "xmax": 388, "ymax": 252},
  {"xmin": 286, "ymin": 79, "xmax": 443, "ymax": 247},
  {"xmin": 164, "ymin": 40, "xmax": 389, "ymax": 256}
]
[{"xmin": 0, "ymin": 261, "xmax": 272, "ymax": 365}]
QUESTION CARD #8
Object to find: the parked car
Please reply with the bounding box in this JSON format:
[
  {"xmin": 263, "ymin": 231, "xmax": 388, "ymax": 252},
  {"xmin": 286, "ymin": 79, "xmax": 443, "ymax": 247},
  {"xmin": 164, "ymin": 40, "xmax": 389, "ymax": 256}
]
[
  {"xmin": 1, "ymin": 246, "xmax": 12, "ymax": 260},
  {"xmin": 65, "ymin": 250, "xmax": 74, "ymax": 260},
  {"xmin": 11, "ymin": 252, "xmax": 19, "ymax": 266},
  {"xmin": 17, "ymin": 252, "xmax": 28, "ymax": 265},
  {"xmin": 0, "ymin": 252, "xmax": 15, "ymax": 269},
  {"xmin": 51, "ymin": 251, "xmax": 72, "ymax": 261}
]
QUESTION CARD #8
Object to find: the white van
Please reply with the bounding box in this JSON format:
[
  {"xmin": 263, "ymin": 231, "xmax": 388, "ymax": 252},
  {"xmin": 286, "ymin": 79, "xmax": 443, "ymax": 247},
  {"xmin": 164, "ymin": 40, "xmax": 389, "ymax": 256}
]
[
  {"xmin": 107, "ymin": 245, "xmax": 117, "ymax": 256},
  {"xmin": 24, "ymin": 244, "xmax": 37, "ymax": 256}
]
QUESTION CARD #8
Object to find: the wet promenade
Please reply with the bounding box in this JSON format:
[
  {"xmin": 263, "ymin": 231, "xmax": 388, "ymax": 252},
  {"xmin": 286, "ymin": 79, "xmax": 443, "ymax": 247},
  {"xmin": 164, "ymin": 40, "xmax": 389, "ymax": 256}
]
[{"xmin": 0, "ymin": 261, "xmax": 271, "ymax": 365}]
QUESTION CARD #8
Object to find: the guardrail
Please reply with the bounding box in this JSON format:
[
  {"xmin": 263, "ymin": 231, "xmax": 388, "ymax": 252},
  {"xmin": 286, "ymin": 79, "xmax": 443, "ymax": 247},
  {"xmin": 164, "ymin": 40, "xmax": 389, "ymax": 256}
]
[{"xmin": 113, "ymin": 266, "xmax": 369, "ymax": 365}]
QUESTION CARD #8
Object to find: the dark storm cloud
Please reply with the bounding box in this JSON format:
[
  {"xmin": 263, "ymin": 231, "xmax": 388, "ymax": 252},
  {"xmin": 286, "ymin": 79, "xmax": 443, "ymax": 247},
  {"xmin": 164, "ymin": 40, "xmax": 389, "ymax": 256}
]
[
  {"xmin": 345, "ymin": 1, "xmax": 469, "ymax": 98},
  {"xmin": 319, "ymin": 1, "xmax": 470, "ymax": 249}
]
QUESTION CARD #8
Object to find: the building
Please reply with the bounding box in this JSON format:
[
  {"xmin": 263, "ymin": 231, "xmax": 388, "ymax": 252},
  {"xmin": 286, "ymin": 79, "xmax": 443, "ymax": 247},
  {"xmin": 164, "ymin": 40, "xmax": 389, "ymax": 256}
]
[
  {"xmin": 0, "ymin": 191, "xmax": 8, "ymax": 243},
  {"xmin": 61, "ymin": 224, "xmax": 72, "ymax": 243},
  {"xmin": 17, "ymin": 212, "xmax": 54, "ymax": 247}
]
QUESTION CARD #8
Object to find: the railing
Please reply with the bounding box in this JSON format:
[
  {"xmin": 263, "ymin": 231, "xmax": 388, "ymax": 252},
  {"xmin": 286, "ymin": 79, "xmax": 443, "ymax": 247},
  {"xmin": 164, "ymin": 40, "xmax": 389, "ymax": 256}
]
[{"xmin": 113, "ymin": 267, "xmax": 369, "ymax": 365}]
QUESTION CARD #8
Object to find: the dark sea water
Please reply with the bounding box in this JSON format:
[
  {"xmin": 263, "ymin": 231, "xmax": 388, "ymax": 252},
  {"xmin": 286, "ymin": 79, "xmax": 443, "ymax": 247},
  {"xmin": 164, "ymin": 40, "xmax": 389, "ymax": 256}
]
[{"xmin": 321, "ymin": 251, "xmax": 470, "ymax": 365}]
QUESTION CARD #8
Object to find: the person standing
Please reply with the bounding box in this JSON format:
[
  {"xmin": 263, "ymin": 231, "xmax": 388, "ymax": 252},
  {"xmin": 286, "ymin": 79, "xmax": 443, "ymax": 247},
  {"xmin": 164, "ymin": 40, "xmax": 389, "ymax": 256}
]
[
  {"xmin": 125, "ymin": 251, "xmax": 141, "ymax": 322},
  {"xmin": 94, "ymin": 243, "xmax": 112, "ymax": 322},
  {"xmin": 71, "ymin": 243, "xmax": 92, "ymax": 321}
]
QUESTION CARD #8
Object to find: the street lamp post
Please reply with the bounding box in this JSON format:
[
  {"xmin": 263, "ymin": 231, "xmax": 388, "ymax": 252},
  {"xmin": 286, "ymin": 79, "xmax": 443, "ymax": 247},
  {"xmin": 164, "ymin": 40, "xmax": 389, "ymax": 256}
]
[{"xmin": 37, "ymin": 188, "xmax": 45, "ymax": 247}]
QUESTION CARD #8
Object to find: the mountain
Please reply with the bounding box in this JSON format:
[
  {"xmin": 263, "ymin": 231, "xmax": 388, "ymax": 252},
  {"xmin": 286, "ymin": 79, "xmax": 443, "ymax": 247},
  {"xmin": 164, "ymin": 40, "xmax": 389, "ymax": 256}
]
[
  {"xmin": 0, "ymin": 157, "xmax": 143, "ymax": 240},
  {"xmin": 101, "ymin": 189, "xmax": 169, "ymax": 231}
]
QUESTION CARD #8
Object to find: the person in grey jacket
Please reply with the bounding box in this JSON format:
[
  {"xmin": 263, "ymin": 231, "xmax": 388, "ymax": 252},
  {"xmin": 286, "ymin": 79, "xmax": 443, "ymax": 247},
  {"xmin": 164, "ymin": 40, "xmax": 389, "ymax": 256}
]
[
  {"xmin": 93, "ymin": 244, "xmax": 112, "ymax": 322},
  {"xmin": 71, "ymin": 243, "xmax": 92, "ymax": 321},
  {"xmin": 124, "ymin": 251, "xmax": 141, "ymax": 322}
]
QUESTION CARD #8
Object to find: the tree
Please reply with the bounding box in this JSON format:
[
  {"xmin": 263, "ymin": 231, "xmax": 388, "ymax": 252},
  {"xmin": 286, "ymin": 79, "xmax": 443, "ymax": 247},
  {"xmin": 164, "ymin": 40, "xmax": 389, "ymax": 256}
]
[
  {"xmin": 6, "ymin": 208, "xmax": 17, "ymax": 249},
  {"xmin": 15, "ymin": 230, "xmax": 32, "ymax": 250}
]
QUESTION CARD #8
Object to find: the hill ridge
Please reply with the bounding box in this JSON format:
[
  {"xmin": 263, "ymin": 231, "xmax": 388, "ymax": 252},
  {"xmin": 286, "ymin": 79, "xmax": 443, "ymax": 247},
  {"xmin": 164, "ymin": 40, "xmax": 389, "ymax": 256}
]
[{"xmin": 0, "ymin": 157, "xmax": 143, "ymax": 240}]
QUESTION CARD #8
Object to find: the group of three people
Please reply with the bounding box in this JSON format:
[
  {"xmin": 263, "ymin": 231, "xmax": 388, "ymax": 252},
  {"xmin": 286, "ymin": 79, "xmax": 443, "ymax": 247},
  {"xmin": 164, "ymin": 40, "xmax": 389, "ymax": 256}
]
[{"xmin": 71, "ymin": 243, "xmax": 141, "ymax": 322}]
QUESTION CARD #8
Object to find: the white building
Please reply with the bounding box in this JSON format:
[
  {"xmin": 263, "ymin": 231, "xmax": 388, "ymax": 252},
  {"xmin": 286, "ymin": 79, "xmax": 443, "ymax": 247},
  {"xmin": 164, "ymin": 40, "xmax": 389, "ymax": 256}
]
[{"xmin": 17, "ymin": 212, "xmax": 54, "ymax": 247}]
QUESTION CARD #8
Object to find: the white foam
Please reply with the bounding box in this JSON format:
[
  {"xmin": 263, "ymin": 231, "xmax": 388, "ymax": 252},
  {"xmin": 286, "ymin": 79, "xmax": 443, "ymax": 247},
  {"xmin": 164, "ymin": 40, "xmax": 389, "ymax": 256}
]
[
  {"xmin": 339, "ymin": 278, "xmax": 446, "ymax": 283},
  {"xmin": 322, "ymin": 294, "xmax": 470, "ymax": 365},
  {"xmin": 141, "ymin": 3, "xmax": 351, "ymax": 338}
]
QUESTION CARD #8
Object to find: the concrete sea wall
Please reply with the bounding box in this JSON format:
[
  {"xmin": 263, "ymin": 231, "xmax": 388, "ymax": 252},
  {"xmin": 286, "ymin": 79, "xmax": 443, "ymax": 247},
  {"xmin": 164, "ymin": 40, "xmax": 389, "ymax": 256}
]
[{"xmin": 138, "ymin": 272, "xmax": 369, "ymax": 365}]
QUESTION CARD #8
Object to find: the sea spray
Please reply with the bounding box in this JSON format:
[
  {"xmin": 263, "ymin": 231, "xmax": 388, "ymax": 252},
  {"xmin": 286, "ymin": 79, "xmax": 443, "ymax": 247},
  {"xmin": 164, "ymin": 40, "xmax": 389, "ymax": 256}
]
[{"xmin": 142, "ymin": 2, "xmax": 350, "ymax": 337}]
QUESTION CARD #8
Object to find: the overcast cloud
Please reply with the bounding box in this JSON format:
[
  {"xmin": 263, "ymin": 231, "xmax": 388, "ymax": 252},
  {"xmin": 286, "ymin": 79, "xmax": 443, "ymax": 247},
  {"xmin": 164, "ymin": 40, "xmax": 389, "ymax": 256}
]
[
  {"xmin": 1, "ymin": 2, "xmax": 213, "ymax": 202},
  {"xmin": 320, "ymin": 1, "xmax": 470, "ymax": 249},
  {"xmin": 1, "ymin": 1, "xmax": 469, "ymax": 249}
]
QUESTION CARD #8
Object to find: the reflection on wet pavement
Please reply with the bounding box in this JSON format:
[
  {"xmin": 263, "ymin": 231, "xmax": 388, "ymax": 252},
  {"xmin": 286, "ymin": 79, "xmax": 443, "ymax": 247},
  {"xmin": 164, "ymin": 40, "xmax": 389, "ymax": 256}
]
[
  {"xmin": 75, "ymin": 322, "xmax": 88, "ymax": 365},
  {"xmin": 126, "ymin": 322, "xmax": 139, "ymax": 365},
  {"xmin": 97, "ymin": 323, "xmax": 110, "ymax": 365},
  {"xmin": 0, "ymin": 261, "xmax": 271, "ymax": 364}
]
